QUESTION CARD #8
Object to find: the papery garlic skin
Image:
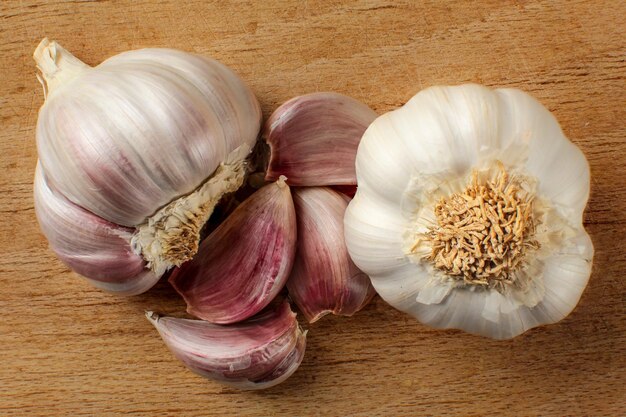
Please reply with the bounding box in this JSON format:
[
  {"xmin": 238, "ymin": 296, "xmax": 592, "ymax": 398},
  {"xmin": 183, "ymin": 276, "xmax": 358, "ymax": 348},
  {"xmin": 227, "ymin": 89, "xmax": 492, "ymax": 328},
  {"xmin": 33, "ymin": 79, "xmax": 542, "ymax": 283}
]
[
  {"xmin": 289, "ymin": 187, "xmax": 375, "ymax": 323},
  {"xmin": 34, "ymin": 164, "xmax": 159, "ymax": 295},
  {"xmin": 169, "ymin": 177, "xmax": 297, "ymax": 324},
  {"xmin": 264, "ymin": 92, "xmax": 377, "ymax": 186},
  {"xmin": 146, "ymin": 301, "xmax": 306, "ymax": 390},
  {"xmin": 344, "ymin": 84, "xmax": 593, "ymax": 339},
  {"xmin": 33, "ymin": 39, "xmax": 262, "ymax": 283}
]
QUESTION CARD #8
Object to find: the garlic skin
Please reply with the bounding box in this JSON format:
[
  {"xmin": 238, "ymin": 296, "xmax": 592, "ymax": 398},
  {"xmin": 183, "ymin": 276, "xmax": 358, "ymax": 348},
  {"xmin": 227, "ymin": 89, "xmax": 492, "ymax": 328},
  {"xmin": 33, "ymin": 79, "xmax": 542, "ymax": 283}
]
[
  {"xmin": 34, "ymin": 164, "xmax": 159, "ymax": 295},
  {"xmin": 146, "ymin": 301, "xmax": 306, "ymax": 390},
  {"xmin": 264, "ymin": 92, "xmax": 377, "ymax": 186},
  {"xmin": 33, "ymin": 39, "xmax": 262, "ymax": 283},
  {"xmin": 169, "ymin": 178, "xmax": 297, "ymax": 324},
  {"xmin": 344, "ymin": 84, "xmax": 593, "ymax": 339},
  {"xmin": 288, "ymin": 187, "xmax": 375, "ymax": 323}
]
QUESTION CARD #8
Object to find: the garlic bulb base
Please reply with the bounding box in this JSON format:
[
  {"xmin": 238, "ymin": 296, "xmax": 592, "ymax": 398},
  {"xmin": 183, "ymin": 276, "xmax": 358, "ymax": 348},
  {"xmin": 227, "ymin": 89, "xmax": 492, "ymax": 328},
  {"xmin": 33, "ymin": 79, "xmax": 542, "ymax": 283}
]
[
  {"xmin": 34, "ymin": 38, "xmax": 90, "ymax": 97},
  {"xmin": 131, "ymin": 144, "xmax": 251, "ymax": 276}
]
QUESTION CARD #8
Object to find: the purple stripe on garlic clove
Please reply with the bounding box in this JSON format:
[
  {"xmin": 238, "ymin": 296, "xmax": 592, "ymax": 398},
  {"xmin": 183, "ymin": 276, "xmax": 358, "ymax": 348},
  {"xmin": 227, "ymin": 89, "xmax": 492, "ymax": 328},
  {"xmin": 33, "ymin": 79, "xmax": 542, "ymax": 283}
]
[
  {"xmin": 146, "ymin": 300, "xmax": 306, "ymax": 390},
  {"xmin": 288, "ymin": 187, "xmax": 376, "ymax": 323},
  {"xmin": 34, "ymin": 163, "xmax": 160, "ymax": 296},
  {"xmin": 264, "ymin": 92, "xmax": 377, "ymax": 187},
  {"xmin": 169, "ymin": 177, "xmax": 297, "ymax": 324}
]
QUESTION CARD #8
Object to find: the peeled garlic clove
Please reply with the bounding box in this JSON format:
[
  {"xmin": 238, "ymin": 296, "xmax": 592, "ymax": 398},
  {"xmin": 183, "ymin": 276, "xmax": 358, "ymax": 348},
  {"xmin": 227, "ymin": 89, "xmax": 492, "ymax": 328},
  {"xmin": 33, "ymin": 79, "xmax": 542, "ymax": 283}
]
[
  {"xmin": 169, "ymin": 177, "xmax": 297, "ymax": 324},
  {"xmin": 34, "ymin": 163, "xmax": 159, "ymax": 295},
  {"xmin": 146, "ymin": 300, "xmax": 306, "ymax": 390},
  {"xmin": 34, "ymin": 39, "xmax": 261, "ymax": 277},
  {"xmin": 264, "ymin": 92, "xmax": 377, "ymax": 186},
  {"xmin": 288, "ymin": 187, "xmax": 375, "ymax": 323}
]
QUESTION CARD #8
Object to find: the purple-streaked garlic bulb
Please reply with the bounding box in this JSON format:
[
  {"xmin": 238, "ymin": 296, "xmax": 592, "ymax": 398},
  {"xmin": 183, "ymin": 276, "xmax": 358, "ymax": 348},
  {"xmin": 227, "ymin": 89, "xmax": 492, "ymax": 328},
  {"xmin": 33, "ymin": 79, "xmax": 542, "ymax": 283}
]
[
  {"xmin": 288, "ymin": 187, "xmax": 375, "ymax": 323},
  {"xmin": 146, "ymin": 300, "xmax": 306, "ymax": 390},
  {"xmin": 33, "ymin": 38, "xmax": 261, "ymax": 294},
  {"xmin": 263, "ymin": 92, "xmax": 377, "ymax": 187},
  {"xmin": 170, "ymin": 178, "xmax": 297, "ymax": 323}
]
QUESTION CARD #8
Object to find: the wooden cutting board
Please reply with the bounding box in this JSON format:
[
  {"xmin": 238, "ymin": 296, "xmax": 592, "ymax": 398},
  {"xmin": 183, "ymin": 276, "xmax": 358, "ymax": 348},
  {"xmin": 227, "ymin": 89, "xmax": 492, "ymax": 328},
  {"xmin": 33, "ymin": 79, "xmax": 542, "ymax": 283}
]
[{"xmin": 1, "ymin": 1, "xmax": 624, "ymax": 415}]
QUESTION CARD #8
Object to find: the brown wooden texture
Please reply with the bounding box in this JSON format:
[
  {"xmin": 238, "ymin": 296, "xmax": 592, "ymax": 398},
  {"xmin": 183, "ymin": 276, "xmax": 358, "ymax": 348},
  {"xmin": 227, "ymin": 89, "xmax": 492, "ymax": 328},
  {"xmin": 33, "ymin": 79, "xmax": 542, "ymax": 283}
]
[{"xmin": 1, "ymin": 1, "xmax": 624, "ymax": 416}]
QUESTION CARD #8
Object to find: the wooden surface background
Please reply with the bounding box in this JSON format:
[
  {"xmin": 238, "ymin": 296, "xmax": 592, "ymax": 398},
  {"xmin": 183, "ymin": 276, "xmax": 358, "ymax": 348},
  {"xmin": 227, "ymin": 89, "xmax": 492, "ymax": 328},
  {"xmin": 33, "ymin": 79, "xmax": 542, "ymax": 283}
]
[{"xmin": 1, "ymin": 1, "xmax": 624, "ymax": 416}]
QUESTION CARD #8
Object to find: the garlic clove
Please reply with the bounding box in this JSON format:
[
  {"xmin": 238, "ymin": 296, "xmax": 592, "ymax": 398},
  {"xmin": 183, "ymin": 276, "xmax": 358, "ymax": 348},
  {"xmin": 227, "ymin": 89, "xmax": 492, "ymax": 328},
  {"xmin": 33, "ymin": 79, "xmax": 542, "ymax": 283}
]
[
  {"xmin": 34, "ymin": 163, "xmax": 160, "ymax": 296},
  {"xmin": 264, "ymin": 92, "xmax": 377, "ymax": 186},
  {"xmin": 169, "ymin": 177, "xmax": 297, "ymax": 324},
  {"xmin": 146, "ymin": 300, "xmax": 306, "ymax": 390},
  {"xmin": 288, "ymin": 187, "xmax": 376, "ymax": 323}
]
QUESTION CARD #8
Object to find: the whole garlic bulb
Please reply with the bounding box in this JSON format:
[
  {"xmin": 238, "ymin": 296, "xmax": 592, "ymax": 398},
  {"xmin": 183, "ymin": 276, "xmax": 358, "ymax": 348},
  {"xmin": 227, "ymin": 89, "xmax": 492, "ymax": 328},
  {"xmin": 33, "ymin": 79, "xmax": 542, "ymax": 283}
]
[
  {"xmin": 34, "ymin": 38, "xmax": 262, "ymax": 293},
  {"xmin": 344, "ymin": 84, "xmax": 593, "ymax": 339}
]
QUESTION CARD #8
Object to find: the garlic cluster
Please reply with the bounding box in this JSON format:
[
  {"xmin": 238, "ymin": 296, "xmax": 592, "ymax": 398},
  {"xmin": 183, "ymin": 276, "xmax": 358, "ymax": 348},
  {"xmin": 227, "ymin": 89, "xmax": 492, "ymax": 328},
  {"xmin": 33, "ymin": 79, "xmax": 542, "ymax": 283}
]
[
  {"xmin": 144, "ymin": 92, "xmax": 376, "ymax": 389},
  {"xmin": 344, "ymin": 84, "xmax": 593, "ymax": 339},
  {"xmin": 33, "ymin": 39, "xmax": 261, "ymax": 294}
]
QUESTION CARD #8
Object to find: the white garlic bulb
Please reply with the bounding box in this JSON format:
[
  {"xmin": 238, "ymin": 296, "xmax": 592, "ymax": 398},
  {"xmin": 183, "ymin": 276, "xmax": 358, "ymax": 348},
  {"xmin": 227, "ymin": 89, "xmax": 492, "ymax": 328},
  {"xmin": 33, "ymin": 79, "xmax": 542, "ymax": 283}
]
[
  {"xmin": 344, "ymin": 84, "xmax": 593, "ymax": 339},
  {"xmin": 34, "ymin": 38, "xmax": 262, "ymax": 293}
]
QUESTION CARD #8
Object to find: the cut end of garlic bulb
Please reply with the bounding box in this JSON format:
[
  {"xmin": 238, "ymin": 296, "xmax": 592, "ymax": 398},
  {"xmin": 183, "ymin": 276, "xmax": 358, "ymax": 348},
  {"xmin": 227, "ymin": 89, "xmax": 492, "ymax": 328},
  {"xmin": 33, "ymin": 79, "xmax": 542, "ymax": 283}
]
[{"xmin": 131, "ymin": 145, "xmax": 251, "ymax": 276}]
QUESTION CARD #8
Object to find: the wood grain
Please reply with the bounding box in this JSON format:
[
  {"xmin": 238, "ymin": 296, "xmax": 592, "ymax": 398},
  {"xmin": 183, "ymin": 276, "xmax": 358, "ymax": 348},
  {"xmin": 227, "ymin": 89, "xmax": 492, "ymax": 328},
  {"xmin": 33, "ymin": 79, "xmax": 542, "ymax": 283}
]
[{"xmin": 1, "ymin": 1, "xmax": 624, "ymax": 416}]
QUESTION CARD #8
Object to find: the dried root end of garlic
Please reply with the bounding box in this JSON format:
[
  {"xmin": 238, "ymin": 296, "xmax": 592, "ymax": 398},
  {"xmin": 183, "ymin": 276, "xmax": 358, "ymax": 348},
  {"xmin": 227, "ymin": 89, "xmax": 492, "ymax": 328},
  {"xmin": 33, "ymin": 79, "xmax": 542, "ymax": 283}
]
[
  {"xmin": 416, "ymin": 163, "xmax": 539, "ymax": 292},
  {"xmin": 131, "ymin": 144, "xmax": 251, "ymax": 276}
]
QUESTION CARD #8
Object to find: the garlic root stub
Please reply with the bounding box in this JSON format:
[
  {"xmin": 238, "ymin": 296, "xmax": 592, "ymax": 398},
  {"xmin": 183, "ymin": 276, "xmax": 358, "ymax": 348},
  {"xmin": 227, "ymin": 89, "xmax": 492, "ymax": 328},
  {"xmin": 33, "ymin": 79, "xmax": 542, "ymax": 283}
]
[
  {"xmin": 264, "ymin": 92, "xmax": 377, "ymax": 187},
  {"xmin": 33, "ymin": 38, "xmax": 262, "ymax": 294},
  {"xmin": 146, "ymin": 300, "xmax": 306, "ymax": 390},
  {"xmin": 288, "ymin": 187, "xmax": 375, "ymax": 323},
  {"xmin": 169, "ymin": 178, "xmax": 297, "ymax": 324}
]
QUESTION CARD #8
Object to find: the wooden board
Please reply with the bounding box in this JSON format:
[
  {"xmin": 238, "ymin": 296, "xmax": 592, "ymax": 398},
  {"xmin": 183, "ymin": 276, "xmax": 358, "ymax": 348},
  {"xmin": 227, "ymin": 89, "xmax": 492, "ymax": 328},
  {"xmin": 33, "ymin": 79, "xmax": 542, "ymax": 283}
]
[{"xmin": 1, "ymin": 1, "xmax": 624, "ymax": 415}]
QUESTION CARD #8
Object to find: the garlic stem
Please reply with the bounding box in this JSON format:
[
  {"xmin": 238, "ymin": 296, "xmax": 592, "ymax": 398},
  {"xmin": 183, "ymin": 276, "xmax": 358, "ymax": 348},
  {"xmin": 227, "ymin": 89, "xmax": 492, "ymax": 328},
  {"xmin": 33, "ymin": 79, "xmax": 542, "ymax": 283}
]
[{"xmin": 34, "ymin": 38, "xmax": 90, "ymax": 97}]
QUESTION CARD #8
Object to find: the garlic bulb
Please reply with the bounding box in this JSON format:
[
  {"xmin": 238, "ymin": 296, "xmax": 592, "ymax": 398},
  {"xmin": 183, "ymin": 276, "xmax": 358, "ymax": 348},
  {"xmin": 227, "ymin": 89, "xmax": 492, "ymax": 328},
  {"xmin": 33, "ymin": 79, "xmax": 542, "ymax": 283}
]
[
  {"xmin": 146, "ymin": 300, "xmax": 306, "ymax": 390},
  {"xmin": 33, "ymin": 39, "xmax": 261, "ymax": 292},
  {"xmin": 264, "ymin": 92, "xmax": 377, "ymax": 186},
  {"xmin": 170, "ymin": 178, "xmax": 296, "ymax": 324},
  {"xmin": 344, "ymin": 84, "xmax": 593, "ymax": 339},
  {"xmin": 288, "ymin": 187, "xmax": 375, "ymax": 323}
]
